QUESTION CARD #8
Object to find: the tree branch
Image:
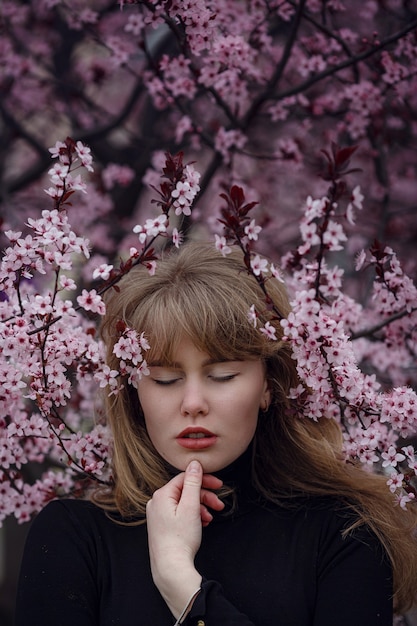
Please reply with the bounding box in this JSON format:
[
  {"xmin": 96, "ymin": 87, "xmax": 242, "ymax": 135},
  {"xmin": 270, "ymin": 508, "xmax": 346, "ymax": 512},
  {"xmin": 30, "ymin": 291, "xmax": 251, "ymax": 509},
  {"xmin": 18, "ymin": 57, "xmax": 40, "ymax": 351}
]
[
  {"xmin": 242, "ymin": 0, "xmax": 307, "ymax": 128},
  {"xmin": 350, "ymin": 307, "xmax": 417, "ymax": 341},
  {"xmin": 273, "ymin": 17, "xmax": 417, "ymax": 101}
]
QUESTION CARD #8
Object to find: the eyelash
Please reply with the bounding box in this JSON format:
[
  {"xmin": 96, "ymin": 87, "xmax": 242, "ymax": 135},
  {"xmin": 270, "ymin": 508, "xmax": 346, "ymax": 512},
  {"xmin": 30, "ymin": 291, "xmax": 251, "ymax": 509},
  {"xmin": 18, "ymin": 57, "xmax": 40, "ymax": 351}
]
[
  {"xmin": 211, "ymin": 374, "xmax": 236, "ymax": 382},
  {"xmin": 152, "ymin": 374, "xmax": 237, "ymax": 385}
]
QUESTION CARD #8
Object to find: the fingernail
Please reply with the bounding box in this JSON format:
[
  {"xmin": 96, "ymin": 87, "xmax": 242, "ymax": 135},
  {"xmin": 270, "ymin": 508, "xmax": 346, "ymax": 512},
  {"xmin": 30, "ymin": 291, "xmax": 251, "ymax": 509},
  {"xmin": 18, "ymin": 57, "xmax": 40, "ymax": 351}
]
[{"xmin": 188, "ymin": 460, "xmax": 201, "ymax": 473}]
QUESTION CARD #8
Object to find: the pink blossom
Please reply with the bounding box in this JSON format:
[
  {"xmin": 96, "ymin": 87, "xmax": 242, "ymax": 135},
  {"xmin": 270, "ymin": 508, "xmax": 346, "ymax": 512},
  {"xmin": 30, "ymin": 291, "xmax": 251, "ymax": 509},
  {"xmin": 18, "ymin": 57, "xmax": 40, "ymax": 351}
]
[
  {"xmin": 355, "ymin": 249, "xmax": 367, "ymax": 271},
  {"xmin": 303, "ymin": 196, "xmax": 327, "ymax": 222},
  {"xmin": 322, "ymin": 220, "xmax": 347, "ymax": 251},
  {"xmin": 395, "ymin": 492, "xmax": 415, "ymax": 510},
  {"xmin": 214, "ymin": 128, "xmax": 246, "ymax": 164},
  {"xmin": 102, "ymin": 164, "xmax": 135, "ymax": 190},
  {"xmin": 250, "ymin": 254, "xmax": 268, "ymax": 276},
  {"xmin": 111, "ymin": 328, "xmax": 150, "ymax": 391},
  {"xmin": 94, "ymin": 365, "xmax": 120, "ymax": 391},
  {"xmin": 124, "ymin": 13, "xmax": 145, "ymax": 36},
  {"xmin": 386, "ymin": 472, "xmax": 404, "ymax": 493},
  {"xmin": 299, "ymin": 221, "xmax": 320, "ymax": 250},
  {"xmin": 48, "ymin": 163, "xmax": 69, "ymax": 185},
  {"xmin": 105, "ymin": 35, "xmax": 133, "ymax": 68},
  {"xmin": 66, "ymin": 173, "xmax": 88, "ymax": 194},
  {"xmin": 381, "ymin": 446, "xmax": 406, "ymax": 469},
  {"xmin": 146, "ymin": 260, "xmax": 157, "ymax": 276},
  {"xmin": 260, "ymin": 322, "xmax": 277, "ymax": 341},
  {"xmin": 59, "ymin": 275, "xmax": 77, "ymax": 291},
  {"xmin": 48, "ymin": 140, "xmax": 68, "ymax": 161},
  {"xmin": 75, "ymin": 141, "xmax": 94, "ymax": 172},
  {"xmin": 92, "ymin": 264, "xmax": 113, "ymax": 280},
  {"xmin": 76, "ymin": 289, "xmax": 105, "ymax": 315},
  {"xmin": 127, "ymin": 360, "xmax": 150, "ymax": 388},
  {"xmin": 114, "ymin": 334, "xmax": 140, "ymax": 363},
  {"xmin": 247, "ymin": 305, "xmax": 258, "ymax": 328},
  {"xmin": 171, "ymin": 165, "xmax": 200, "ymax": 216},
  {"xmin": 351, "ymin": 186, "xmax": 364, "ymax": 209},
  {"xmin": 172, "ymin": 181, "xmax": 194, "ymax": 215},
  {"xmin": 269, "ymin": 264, "xmax": 285, "ymax": 283},
  {"xmin": 133, "ymin": 215, "xmax": 167, "ymax": 242},
  {"xmin": 175, "ymin": 115, "xmax": 193, "ymax": 144},
  {"xmin": 132, "ymin": 224, "xmax": 147, "ymax": 244},
  {"xmin": 172, "ymin": 228, "xmax": 183, "ymax": 248},
  {"xmin": 244, "ymin": 219, "xmax": 262, "ymax": 241},
  {"xmin": 214, "ymin": 235, "xmax": 232, "ymax": 256}
]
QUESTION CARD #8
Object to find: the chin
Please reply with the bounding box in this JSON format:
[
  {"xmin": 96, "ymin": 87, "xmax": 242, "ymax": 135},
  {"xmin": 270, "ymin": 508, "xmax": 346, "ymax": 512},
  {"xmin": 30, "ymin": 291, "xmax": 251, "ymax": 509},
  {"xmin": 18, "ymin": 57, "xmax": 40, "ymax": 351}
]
[
  {"xmin": 199, "ymin": 457, "xmax": 230, "ymax": 474},
  {"xmin": 173, "ymin": 456, "xmax": 225, "ymax": 474},
  {"xmin": 167, "ymin": 451, "xmax": 235, "ymax": 474}
]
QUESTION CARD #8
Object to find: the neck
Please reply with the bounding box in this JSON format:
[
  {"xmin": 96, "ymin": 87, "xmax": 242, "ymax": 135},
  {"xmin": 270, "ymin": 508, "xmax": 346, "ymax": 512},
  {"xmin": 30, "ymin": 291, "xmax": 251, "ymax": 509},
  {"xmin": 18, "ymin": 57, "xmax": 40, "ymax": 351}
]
[{"xmin": 211, "ymin": 443, "xmax": 260, "ymax": 520}]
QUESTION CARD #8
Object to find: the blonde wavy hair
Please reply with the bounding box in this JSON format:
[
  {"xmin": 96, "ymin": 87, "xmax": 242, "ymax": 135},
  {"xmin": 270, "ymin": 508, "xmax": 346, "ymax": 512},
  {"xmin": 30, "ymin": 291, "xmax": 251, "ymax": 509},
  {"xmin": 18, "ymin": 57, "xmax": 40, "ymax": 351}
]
[{"xmin": 95, "ymin": 242, "xmax": 417, "ymax": 613}]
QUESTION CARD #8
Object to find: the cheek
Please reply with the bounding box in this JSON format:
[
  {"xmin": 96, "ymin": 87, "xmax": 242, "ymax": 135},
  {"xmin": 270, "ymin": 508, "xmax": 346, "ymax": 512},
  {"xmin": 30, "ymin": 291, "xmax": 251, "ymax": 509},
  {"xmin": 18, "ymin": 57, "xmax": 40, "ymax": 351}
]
[
  {"xmin": 139, "ymin": 401, "xmax": 168, "ymax": 455},
  {"xmin": 136, "ymin": 388, "xmax": 163, "ymax": 431},
  {"xmin": 233, "ymin": 394, "xmax": 261, "ymax": 432}
]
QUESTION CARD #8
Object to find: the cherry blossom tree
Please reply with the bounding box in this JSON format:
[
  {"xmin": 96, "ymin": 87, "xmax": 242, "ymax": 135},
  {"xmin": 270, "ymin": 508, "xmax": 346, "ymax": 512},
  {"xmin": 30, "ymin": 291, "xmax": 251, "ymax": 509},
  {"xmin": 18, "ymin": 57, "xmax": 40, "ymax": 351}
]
[
  {"xmin": 1, "ymin": 0, "xmax": 416, "ymax": 533},
  {"xmin": 2, "ymin": 0, "xmax": 417, "ymax": 256}
]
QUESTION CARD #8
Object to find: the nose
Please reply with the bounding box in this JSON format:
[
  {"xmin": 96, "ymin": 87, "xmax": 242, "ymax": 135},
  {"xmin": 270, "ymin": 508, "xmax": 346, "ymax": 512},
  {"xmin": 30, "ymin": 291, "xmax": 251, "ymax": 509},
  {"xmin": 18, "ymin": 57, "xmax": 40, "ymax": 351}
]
[{"xmin": 180, "ymin": 379, "xmax": 209, "ymax": 418}]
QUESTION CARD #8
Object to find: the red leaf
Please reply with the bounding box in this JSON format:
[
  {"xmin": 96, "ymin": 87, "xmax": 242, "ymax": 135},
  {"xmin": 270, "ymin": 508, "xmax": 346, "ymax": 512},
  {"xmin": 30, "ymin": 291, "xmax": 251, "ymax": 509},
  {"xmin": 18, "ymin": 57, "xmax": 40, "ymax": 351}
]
[
  {"xmin": 230, "ymin": 185, "xmax": 245, "ymax": 207},
  {"xmin": 116, "ymin": 319, "xmax": 126, "ymax": 334},
  {"xmin": 333, "ymin": 144, "xmax": 358, "ymax": 167}
]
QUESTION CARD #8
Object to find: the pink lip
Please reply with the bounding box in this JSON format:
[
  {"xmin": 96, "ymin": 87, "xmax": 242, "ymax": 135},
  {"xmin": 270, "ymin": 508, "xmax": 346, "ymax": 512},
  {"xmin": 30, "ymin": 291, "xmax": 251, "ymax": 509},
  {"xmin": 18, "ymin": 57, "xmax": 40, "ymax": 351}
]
[{"xmin": 176, "ymin": 427, "xmax": 218, "ymax": 450}]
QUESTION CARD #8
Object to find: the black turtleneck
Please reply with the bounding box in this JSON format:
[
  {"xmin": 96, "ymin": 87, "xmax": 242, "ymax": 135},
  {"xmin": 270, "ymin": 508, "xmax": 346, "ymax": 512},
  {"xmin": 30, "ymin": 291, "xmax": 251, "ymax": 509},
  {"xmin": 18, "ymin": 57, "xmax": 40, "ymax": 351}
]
[{"xmin": 16, "ymin": 448, "xmax": 392, "ymax": 626}]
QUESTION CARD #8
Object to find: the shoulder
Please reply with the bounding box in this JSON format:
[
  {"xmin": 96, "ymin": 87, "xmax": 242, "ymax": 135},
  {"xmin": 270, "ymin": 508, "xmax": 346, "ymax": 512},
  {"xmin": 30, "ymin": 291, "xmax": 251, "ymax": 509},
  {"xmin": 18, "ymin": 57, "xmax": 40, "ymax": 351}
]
[
  {"xmin": 28, "ymin": 498, "xmax": 112, "ymax": 542},
  {"xmin": 294, "ymin": 497, "xmax": 390, "ymax": 573},
  {"xmin": 266, "ymin": 495, "xmax": 361, "ymax": 525},
  {"xmin": 31, "ymin": 498, "xmax": 146, "ymax": 539},
  {"xmin": 300, "ymin": 496, "xmax": 382, "ymax": 542},
  {"xmin": 261, "ymin": 494, "xmax": 352, "ymax": 523},
  {"xmin": 262, "ymin": 495, "xmax": 386, "ymax": 556},
  {"xmin": 35, "ymin": 498, "xmax": 104, "ymax": 522}
]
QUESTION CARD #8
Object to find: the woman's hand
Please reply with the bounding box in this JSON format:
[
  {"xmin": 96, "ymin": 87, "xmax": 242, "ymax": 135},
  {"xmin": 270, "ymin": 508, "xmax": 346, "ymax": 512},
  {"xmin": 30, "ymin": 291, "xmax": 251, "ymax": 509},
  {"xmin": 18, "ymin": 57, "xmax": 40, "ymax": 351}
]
[{"xmin": 146, "ymin": 460, "xmax": 224, "ymax": 619}]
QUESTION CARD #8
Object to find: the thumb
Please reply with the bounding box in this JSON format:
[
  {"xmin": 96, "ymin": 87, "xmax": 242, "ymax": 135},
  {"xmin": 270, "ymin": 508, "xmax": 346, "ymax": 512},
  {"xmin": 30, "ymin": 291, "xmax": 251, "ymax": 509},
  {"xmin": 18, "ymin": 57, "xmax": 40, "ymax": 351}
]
[
  {"xmin": 179, "ymin": 460, "xmax": 203, "ymax": 511},
  {"xmin": 184, "ymin": 459, "xmax": 203, "ymax": 486}
]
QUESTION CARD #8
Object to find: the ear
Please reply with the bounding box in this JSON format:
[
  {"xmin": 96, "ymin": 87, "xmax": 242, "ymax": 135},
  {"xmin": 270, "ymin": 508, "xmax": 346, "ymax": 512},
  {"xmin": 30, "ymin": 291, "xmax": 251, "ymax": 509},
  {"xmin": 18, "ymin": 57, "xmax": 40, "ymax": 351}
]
[{"xmin": 260, "ymin": 381, "xmax": 271, "ymax": 411}]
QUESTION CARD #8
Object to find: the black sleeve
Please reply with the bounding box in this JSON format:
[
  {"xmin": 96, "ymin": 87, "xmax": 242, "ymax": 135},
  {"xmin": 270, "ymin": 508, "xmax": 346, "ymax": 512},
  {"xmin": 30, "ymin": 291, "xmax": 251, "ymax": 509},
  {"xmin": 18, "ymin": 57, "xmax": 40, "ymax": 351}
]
[
  {"xmin": 313, "ymin": 523, "xmax": 393, "ymax": 625},
  {"xmin": 185, "ymin": 580, "xmax": 256, "ymax": 625},
  {"xmin": 15, "ymin": 500, "xmax": 99, "ymax": 626}
]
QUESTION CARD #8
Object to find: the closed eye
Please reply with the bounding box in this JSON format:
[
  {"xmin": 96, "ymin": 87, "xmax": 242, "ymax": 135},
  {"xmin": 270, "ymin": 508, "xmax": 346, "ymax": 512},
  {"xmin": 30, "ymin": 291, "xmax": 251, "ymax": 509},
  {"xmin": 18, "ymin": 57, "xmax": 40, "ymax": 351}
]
[
  {"xmin": 152, "ymin": 378, "xmax": 180, "ymax": 386},
  {"xmin": 210, "ymin": 374, "xmax": 238, "ymax": 382}
]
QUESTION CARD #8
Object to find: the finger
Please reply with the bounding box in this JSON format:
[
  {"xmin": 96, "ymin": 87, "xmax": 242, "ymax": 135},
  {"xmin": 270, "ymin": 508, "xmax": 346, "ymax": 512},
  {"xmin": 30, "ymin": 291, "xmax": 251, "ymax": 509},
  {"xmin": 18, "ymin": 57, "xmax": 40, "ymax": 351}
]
[
  {"xmin": 177, "ymin": 460, "xmax": 203, "ymax": 514},
  {"xmin": 183, "ymin": 460, "xmax": 203, "ymax": 486},
  {"xmin": 201, "ymin": 474, "xmax": 223, "ymax": 490},
  {"xmin": 201, "ymin": 489, "xmax": 225, "ymax": 512},
  {"xmin": 200, "ymin": 504, "xmax": 213, "ymax": 527},
  {"xmin": 148, "ymin": 472, "xmax": 185, "ymax": 509}
]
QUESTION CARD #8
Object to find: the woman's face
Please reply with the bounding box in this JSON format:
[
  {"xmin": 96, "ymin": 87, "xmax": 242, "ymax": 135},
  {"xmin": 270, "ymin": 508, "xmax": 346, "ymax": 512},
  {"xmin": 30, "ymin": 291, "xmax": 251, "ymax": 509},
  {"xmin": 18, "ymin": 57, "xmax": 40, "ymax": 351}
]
[{"xmin": 137, "ymin": 335, "xmax": 270, "ymax": 473}]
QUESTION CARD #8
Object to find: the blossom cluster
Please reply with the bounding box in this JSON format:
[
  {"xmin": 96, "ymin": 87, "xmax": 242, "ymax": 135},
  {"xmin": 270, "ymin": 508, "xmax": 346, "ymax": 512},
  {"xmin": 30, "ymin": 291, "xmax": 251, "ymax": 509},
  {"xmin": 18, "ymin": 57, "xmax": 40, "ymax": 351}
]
[
  {"xmin": 131, "ymin": 152, "xmax": 199, "ymax": 257},
  {"xmin": 97, "ymin": 326, "xmax": 150, "ymax": 393},
  {"xmin": 45, "ymin": 138, "xmax": 94, "ymax": 200},
  {"xmin": 0, "ymin": 143, "xmax": 110, "ymax": 524},
  {"xmin": 171, "ymin": 164, "xmax": 201, "ymax": 216},
  {"xmin": 276, "ymin": 157, "xmax": 417, "ymax": 506}
]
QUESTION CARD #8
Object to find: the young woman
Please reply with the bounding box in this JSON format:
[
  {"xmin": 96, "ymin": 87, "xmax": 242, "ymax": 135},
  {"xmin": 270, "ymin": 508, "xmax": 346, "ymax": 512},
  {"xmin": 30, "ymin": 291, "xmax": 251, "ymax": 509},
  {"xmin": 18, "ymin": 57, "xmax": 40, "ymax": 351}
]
[{"xmin": 16, "ymin": 242, "xmax": 417, "ymax": 625}]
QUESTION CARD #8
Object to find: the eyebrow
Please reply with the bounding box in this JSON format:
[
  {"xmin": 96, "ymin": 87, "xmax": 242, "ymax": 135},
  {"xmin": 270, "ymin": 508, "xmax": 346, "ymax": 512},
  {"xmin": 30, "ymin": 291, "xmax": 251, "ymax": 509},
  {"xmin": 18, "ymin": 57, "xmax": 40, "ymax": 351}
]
[{"xmin": 148, "ymin": 358, "xmax": 231, "ymax": 368}]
